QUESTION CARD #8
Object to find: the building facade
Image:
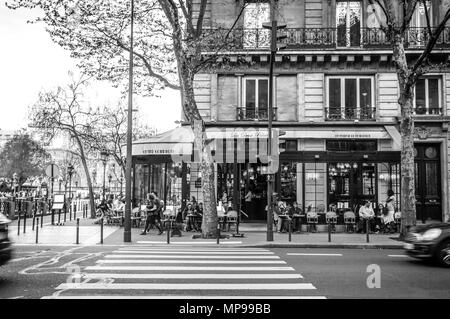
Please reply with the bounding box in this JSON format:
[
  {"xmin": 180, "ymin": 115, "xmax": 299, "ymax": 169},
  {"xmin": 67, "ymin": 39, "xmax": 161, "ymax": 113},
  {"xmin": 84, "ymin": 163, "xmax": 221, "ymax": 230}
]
[
  {"xmin": 184, "ymin": 0, "xmax": 450, "ymax": 223},
  {"xmin": 131, "ymin": 0, "xmax": 450, "ymax": 224}
]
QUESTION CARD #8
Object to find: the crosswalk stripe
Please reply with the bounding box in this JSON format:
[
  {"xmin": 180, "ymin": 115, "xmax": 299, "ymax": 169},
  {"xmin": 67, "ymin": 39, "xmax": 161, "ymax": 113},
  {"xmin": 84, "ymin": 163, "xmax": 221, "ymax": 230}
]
[
  {"xmin": 96, "ymin": 260, "xmax": 286, "ymax": 264},
  {"xmin": 55, "ymin": 283, "xmax": 317, "ymax": 290},
  {"xmin": 43, "ymin": 295, "xmax": 326, "ymax": 299},
  {"xmin": 86, "ymin": 266, "xmax": 295, "ymax": 271},
  {"xmin": 116, "ymin": 250, "xmax": 273, "ymax": 254},
  {"xmin": 122, "ymin": 247, "xmax": 260, "ymax": 251},
  {"xmin": 137, "ymin": 241, "xmax": 243, "ymax": 245},
  {"xmin": 287, "ymin": 253, "xmax": 343, "ymax": 256},
  {"xmin": 104, "ymin": 255, "xmax": 280, "ymax": 259},
  {"xmin": 80, "ymin": 273, "xmax": 304, "ymax": 279}
]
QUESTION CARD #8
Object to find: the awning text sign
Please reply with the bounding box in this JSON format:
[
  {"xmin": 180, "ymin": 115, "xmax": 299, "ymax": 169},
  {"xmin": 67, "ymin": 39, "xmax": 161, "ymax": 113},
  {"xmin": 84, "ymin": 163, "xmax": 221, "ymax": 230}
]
[{"xmin": 131, "ymin": 143, "xmax": 192, "ymax": 156}]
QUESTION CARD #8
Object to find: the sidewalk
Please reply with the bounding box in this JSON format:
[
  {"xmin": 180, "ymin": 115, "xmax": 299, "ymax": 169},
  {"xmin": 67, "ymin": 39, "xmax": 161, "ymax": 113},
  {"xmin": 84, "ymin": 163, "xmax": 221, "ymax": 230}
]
[{"xmin": 9, "ymin": 219, "xmax": 404, "ymax": 248}]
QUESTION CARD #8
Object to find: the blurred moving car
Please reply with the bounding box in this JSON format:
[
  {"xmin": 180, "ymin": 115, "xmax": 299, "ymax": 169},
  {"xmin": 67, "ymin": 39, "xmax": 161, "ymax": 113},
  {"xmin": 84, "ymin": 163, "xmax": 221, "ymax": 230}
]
[
  {"xmin": 0, "ymin": 212, "xmax": 12, "ymax": 266},
  {"xmin": 404, "ymin": 222, "xmax": 450, "ymax": 268}
]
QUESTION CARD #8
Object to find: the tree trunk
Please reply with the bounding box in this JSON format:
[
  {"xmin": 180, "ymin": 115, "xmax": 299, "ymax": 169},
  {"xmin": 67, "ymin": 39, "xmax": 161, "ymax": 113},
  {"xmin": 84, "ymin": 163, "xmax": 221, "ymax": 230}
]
[
  {"xmin": 193, "ymin": 120, "xmax": 218, "ymax": 238},
  {"xmin": 393, "ymin": 35, "xmax": 417, "ymax": 238},
  {"xmin": 398, "ymin": 92, "xmax": 416, "ymax": 237},
  {"xmin": 74, "ymin": 134, "xmax": 96, "ymax": 218}
]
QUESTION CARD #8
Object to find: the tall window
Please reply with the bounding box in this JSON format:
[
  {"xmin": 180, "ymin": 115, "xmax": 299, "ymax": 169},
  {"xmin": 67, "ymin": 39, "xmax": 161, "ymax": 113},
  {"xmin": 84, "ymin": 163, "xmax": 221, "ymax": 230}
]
[
  {"xmin": 327, "ymin": 76, "xmax": 374, "ymax": 120},
  {"xmin": 243, "ymin": 78, "xmax": 269, "ymax": 120},
  {"xmin": 414, "ymin": 77, "xmax": 441, "ymax": 115},
  {"xmin": 336, "ymin": 1, "xmax": 362, "ymax": 47},
  {"xmin": 409, "ymin": 1, "xmax": 432, "ymax": 46},
  {"xmin": 243, "ymin": 2, "xmax": 270, "ymax": 48}
]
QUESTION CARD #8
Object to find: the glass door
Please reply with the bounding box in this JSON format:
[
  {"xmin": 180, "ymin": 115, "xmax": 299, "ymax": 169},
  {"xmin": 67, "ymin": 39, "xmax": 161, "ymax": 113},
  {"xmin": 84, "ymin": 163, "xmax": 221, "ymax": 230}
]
[{"xmin": 336, "ymin": 1, "xmax": 362, "ymax": 47}]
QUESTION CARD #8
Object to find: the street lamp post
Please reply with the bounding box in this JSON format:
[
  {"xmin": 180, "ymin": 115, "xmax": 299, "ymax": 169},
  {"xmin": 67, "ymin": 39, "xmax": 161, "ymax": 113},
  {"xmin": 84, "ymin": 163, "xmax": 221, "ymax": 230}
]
[
  {"xmin": 124, "ymin": 0, "xmax": 135, "ymax": 243},
  {"xmin": 67, "ymin": 164, "xmax": 74, "ymax": 220},
  {"xmin": 100, "ymin": 150, "xmax": 109, "ymax": 202}
]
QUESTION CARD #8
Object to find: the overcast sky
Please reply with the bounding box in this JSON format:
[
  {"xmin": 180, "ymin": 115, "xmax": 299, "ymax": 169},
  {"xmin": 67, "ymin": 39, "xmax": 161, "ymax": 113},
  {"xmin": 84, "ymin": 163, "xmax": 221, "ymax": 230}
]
[{"xmin": 0, "ymin": 4, "xmax": 181, "ymax": 134}]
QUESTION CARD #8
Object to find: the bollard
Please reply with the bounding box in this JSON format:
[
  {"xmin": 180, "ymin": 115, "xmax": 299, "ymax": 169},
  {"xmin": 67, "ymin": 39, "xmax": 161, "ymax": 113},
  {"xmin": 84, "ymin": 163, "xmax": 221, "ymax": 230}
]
[
  {"xmin": 288, "ymin": 219, "xmax": 292, "ymax": 242},
  {"xmin": 76, "ymin": 218, "xmax": 80, "ymax": 244},
  {"xmin": 100, "ymin": 217, "xmax": 104, "ymax": 244},
  {"xmin": 167, "ymin": 220, "xmax": 170, "ymax": 244},
  {"xmin": 51, "ymin": 209, "xmax": 55, "ymax": 225},
  {"xmin": 58, "ymin": 210, "xmax": 61, "ymax": 225},
  {"xmin": 328, "ymin": 222, "xmax": 331, "ymax": 242},
  {"xmin": 35, "ymin": 218, "xmax": 39, "ymax": 244},
  {"xmin": 23, "ymin": 211, "xmax": 27, "ymax": 234},
  {"xmin": 217, "ymin": 223, "xmax": 220, "ymax": 245},
  {"xmin": 64, "ymin": 208, "xmax": 67, "ymax": 223},
  {"xmin": 17, "ymin": 212, "xmax": 20, "ymax": 236},
  {"xmin": 366, "ymin": 219, "xmax": 370, "ymax": 243},
  {"xmin": 32, "ymin": 212, "xmax": 36, "ymax": 231}
]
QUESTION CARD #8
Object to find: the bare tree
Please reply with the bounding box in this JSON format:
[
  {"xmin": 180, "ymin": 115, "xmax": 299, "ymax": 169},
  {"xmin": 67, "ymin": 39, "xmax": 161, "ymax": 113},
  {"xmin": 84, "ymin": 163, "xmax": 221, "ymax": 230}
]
[
  {"xmin": 368, "ymin": 0, "xmax": 450, "ymax": 236},
  {"xmin": 29, "ymin": 74, "xmax": 102, "ymax": 218}
]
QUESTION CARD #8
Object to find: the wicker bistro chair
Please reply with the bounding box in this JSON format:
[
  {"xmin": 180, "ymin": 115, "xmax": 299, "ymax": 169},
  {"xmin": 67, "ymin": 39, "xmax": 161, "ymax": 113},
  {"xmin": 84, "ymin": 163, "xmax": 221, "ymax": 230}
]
[
  {"xmin": 306, "ymin": 212, "xmax": 319, "ymax": 233},
  {"xmin": 325, "ymin": 211, "xmax": 338, "ymax": 233},
  {"xmin": 226, "ymin": 210, "xmax": 238, "ymax": 232},
  {"xmin": 343, "ymin": 211, "xmax": 356, "ymax": 233}
]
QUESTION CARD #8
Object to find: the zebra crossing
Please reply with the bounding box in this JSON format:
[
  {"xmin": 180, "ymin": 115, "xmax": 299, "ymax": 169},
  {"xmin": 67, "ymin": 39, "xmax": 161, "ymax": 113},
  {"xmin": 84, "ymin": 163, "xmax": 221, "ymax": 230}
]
[{"xmin": 42, "ymin": 245, "xmax": 326, "ymax": 299}]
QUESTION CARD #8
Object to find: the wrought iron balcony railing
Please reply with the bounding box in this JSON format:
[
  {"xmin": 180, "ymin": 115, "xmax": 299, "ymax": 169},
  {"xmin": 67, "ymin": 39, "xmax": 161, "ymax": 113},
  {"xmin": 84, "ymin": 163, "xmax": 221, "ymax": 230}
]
[
  {"xmin": 325, "ymin": 107, "xmax": 376, "ymax": 121},
  {"xmin": 413, "ymin": 107, "xmax": 442, "ymax": 115},
  {"xmin": 202, "ymin": 27, "xmax": 450, "ymax": 51},
  {"xmin": 236, "ymin": 107, "xmax": 278, "ymax": 121}
]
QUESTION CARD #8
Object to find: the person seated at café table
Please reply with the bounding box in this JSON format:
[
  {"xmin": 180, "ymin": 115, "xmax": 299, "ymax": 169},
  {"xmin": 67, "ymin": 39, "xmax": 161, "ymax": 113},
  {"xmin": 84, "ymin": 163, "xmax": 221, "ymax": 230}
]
[
  {"xmin": 306, "ymin": 205, "xmax": 318, "ymax": 232},
  {"xmin": 194, "ymin": 202, "xmax": 204, "ymax": 231},
  {"xmin": 358, "ymin": 200, "xmax": 375, "ymax": 233},
  {"xmin": 289, "ymin": 201, "xmax": 303, "ymax": 232},
  {"xmin": 279, "ymin": 202, "xmax": 295, "ymax": 233},
  {"xmin": 182, "ymin": 203, "xmax": 196, "ymax": 232}
]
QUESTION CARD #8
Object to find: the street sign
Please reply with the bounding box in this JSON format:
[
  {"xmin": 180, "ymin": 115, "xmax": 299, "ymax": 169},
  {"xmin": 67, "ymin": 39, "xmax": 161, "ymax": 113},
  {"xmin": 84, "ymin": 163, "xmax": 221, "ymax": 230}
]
[{"xmin": 45, "ymin": 164, "xmax": 60, "ymax": 178}]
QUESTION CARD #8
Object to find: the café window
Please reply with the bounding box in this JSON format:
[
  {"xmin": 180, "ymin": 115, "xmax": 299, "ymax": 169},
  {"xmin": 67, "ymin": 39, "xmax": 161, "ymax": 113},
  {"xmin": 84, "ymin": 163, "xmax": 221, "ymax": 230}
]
[
  {"xmin": 243, "ymin": 77, "xmax": 269, "ymax": 120},
  {"xmin": 327, "ymin": 76, "xmax": 375, "ymax": 120},
  {"xmin": 414, "ymin": 77, "xmax": 442, "ymax": 115},
  {"xmin": 326, "ymin": 140, "xmax": 377, "ymax": 152}
]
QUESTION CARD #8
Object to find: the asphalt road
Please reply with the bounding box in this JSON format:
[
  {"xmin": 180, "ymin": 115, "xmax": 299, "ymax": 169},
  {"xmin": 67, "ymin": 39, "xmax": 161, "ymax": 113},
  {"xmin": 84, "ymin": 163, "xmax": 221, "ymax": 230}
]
[{"xmin": 0, "ymin": 245, "xmax": 448, "ymax": 299}]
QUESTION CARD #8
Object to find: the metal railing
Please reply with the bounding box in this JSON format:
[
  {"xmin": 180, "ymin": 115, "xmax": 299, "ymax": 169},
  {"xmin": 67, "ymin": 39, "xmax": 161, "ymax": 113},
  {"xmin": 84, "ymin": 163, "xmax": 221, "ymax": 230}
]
[
  {"xmin": 325, "ymin": 107, "xmax": 377, "ymax": 121},
  {"xmin": 236, "ymin": 107, "xmax": 278, "ymax": 121},
  {"xmin": 203, "ymin": 27, "xmax": 450, "ymax": 50},
  {"xmin": 413, "ymin": 107, "xmax": 442, "ymax": 115}
]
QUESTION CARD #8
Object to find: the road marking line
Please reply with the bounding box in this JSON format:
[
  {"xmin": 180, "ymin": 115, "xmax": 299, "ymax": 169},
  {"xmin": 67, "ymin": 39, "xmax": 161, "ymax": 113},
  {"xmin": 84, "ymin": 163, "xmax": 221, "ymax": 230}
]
[
  {"xmin": 287, "ymin": 253, "xmax": 343, "ymax": 256},
  {"xmin": 104, "ymin": 255, "xmax": 280, "ymax": 259},
  {"xmin": 55, "ymin": 283, "xmax": 316, "ymax": 290},
  {"xmin": 115, "ymin": 250, "xmax": 274, "ymax": 255},
  {"xmin": 388, "ymin": 255, "xmax": 409, "ymax": 258},
  {"xmin": 42, "ymin": 295, "xmax": 326, "ymax": 299},
  {"xmin": 96, "ymin": 259, "xmax": 286, "ymax": 264},
  {"xmin": 137, "ymin": 241, "xmax": 243, "ymax": 245},
  {"xmin": 80, "ymin": 273, "xmax": 304, "ymax": 279},
  {"xmin": 85, "ymin": 266, "xmax": 295, "ymax": 271},
  {"xmin": 118, "ymin": 248, "xmax": 269, "ymax": 252}
]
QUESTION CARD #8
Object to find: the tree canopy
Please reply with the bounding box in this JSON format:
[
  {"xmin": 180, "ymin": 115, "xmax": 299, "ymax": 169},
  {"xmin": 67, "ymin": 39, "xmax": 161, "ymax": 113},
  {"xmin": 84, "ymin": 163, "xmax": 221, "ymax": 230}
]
[{"xmin": 0, "ymin": 134, "xmax": 50, "ymax": 185}]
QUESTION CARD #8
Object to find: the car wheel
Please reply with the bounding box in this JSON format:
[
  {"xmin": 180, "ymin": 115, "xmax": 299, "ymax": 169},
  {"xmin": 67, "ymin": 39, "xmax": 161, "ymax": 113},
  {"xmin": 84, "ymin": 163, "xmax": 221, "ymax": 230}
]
[{"xmin": 436, "ymin": 239, "xmax": 450, "ymax": 268}]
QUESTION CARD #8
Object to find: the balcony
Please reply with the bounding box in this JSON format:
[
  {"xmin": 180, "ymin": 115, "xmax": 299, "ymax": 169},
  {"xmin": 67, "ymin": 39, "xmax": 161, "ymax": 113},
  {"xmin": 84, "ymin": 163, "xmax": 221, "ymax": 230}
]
[
  {"xmin": 237, "ymin": 107, "xmax": 278, "ymax": 121},
  {"xmin": 413, "ymin": 107, "xmax": 442, "ymax": 115},
  {"xmin": 325, "ymin": 107, "xmax": 376, "ymax": 121},
  {"xmin": 203, "ymin": 27, "xmax": 450, "ymax": 51}
]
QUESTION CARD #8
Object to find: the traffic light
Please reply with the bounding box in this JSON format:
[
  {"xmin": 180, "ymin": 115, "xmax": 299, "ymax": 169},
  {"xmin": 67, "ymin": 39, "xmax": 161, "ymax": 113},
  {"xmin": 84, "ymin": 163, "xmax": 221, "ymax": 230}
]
[
  {"xmin": 264, "ymin": 129, "xmax": 286, "ymax": 174},
  {"xmin": 262, "ymin": 21, "xmax": 287, "ymax": 52},
  {"xmin": 272, "ymin": 128, "xmax": 287, "ymax": 155}
]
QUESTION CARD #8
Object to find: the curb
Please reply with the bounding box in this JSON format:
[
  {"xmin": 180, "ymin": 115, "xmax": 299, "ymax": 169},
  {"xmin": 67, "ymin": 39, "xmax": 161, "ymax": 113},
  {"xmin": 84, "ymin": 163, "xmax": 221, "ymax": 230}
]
[{"xmin": 239, "ymin": 243, "xmax": 404, "ymax": 249}]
